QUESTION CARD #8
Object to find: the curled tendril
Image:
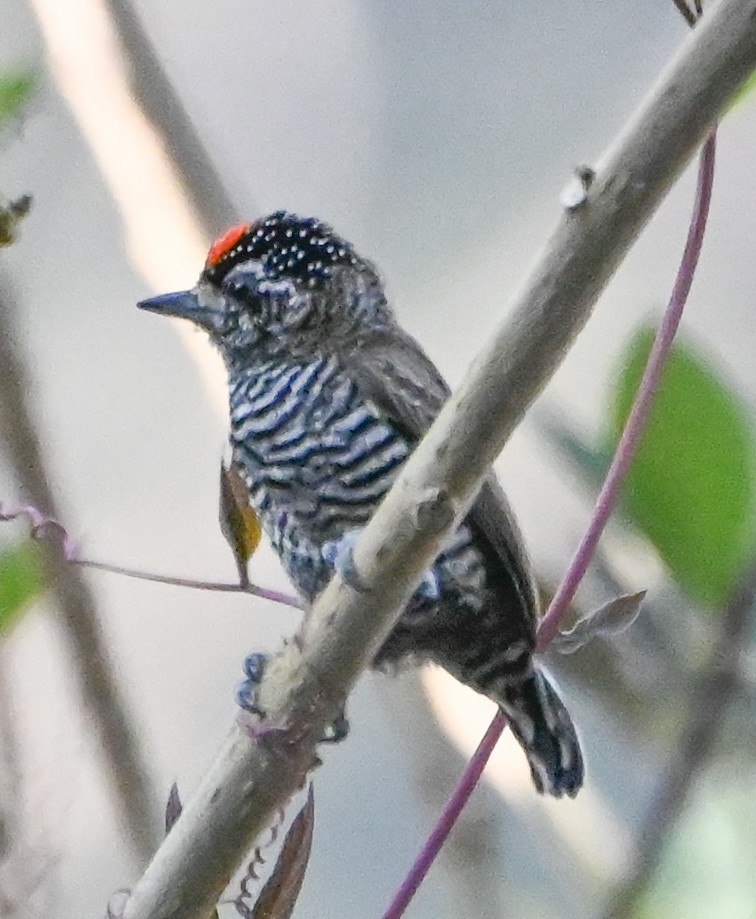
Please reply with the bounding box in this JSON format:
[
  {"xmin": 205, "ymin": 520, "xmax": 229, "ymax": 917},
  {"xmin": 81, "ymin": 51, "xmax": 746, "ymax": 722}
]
[
  {"xmin": 0, "ymin": 502, "xmax": 77, "ymax": 560},
  {"xmin": 232, "ymin": 805, "xmax": 287, "ymax": 916},
  {"xmin": 0, "ymin": 501, "xmax": 303, "ymax": 610}
]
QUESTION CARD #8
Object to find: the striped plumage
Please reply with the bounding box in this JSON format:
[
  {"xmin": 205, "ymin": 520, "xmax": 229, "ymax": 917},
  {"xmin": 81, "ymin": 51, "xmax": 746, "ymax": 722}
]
[
  {"xmin": 138, "ymin": 211, "xmax": 584, "ymax": 797},
  {"xmin": 228, "ymin": 356, "xmax": 486, "ymax": 619}
]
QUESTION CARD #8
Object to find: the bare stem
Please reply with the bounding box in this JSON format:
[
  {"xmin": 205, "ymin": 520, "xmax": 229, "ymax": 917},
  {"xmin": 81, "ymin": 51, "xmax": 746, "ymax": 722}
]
[
  {"xmin": 381, "ymin": 716, "xmax": 507, "ymax": 918},
  {"xmin": 537, "ymin": 131, "xmax": 716, "ymax": 649},
  {"xmin": 0, "ymin": 505, "xmax": 305, "ymax": 610},
  {"xmin": 76, "ymin": 559, "xmax": 304, "ymax": 610}
]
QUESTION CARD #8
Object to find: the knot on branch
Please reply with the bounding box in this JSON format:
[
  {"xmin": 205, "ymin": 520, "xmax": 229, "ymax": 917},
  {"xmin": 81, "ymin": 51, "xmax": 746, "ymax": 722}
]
[{"xmin": 410, "ymin": 487, "xmax": 456, "ymax": 534}]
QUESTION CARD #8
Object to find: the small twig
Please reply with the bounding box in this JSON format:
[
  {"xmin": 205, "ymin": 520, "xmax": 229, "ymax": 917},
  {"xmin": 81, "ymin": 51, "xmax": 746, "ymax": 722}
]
[
  {"xmin": 75, "ymin": 559, "xmax": 304, "ymax": 610},
  {"xmin": 537, "ymin": 130, "xmax": 715, "ymax": 649},
  {"xmin": 0, "ymin": 504, "xmax": 305, "ymax": 611},
  {"xmin": 0, "ymin": 503, "xmax": 78, "ymax": 561},
  {"xmin": 381, "ymin": 716, "xmax": 507, "ymax": 919},
  {"xmin": 603, "ymin": 565, "xmax": 756, "ymax": 919}
]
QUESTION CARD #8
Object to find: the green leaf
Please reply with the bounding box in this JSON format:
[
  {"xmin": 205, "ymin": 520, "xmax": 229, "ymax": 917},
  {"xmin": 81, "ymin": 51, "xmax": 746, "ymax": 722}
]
[
  {"xmin": 0, "ymin": 541, "xmax": 47, "ymax": 632},
  {"xmin": 608, "ymin": 328, "xmax": 756, "ymax": 607},
  {"xmin": 633, "ymin": 777, "xmax": 756, "ymax": 919},
  {"xmin": 0, "ymin": 69, "xmax": 38, "ymax": 132}
]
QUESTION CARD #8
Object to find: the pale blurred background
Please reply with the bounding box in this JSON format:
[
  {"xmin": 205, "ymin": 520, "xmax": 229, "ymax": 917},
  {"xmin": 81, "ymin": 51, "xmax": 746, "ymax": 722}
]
[{"xmin": 1, "ymin": 2, "xmax": 756, "ymax": 918}]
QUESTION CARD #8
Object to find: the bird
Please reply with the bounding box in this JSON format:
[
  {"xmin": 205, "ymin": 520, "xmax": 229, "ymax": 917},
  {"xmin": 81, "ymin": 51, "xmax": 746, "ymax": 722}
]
[{"xmin": 138, "ymin": 211, "xmax": 584, "ymax": 797}]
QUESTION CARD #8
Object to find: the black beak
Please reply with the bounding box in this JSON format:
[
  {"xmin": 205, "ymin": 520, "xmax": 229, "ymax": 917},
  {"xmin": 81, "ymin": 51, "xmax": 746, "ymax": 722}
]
[{"xmin": 137, "ymin": 290, "xmax": 225, "ymax": 333}]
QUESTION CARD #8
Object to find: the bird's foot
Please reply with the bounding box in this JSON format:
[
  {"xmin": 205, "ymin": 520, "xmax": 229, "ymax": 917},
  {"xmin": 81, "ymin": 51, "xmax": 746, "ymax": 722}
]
[
  {"xmin": 323, "ymin": 531, "xmax": 442, "ymax": 602},
  {"xmin": 322, "ymin": 530, "xmax": 367, "ymax": 592},
  {"xmin": 416, "ymin": 567, "xmax": 442, "ymax": 603},
  {"xmin": 236, "ymin": 651, "xmax": 269, "ymax": 715},
  {"xmin": 236, "ymin": 651, "xmax": 350, "ymax": 744},
  {"xmin": 320, "ymin": 711, "xmax": 350, "ymax": 744}
]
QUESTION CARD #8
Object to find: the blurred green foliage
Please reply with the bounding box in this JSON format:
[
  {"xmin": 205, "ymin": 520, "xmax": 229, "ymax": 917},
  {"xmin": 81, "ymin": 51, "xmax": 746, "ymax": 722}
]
[
  {"xmin": 729, "ymin": 68, "xmax": 756, "ymax": 112},
  {"xmin": 0, "ymin": 68, "xmax": 37, "ymax": 132},
  {"xmin": 1, "ymin": 66, "xmax": 36, "ymax": 245},
  {"xmin": 635, "ymin": 775, "xmax": 756, "ymax": 919},
  {"xmin": 0, "ymin": 541, "xmax": 46, "ymax": 633},
  {"xmin": 609, "ymin": 327, "xmax": 756, "ymax": 608}
]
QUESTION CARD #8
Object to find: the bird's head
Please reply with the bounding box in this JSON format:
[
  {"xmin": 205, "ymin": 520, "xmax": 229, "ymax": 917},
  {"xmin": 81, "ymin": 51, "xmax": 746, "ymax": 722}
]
[{"xmin": 138, "ymin": 212, "xmax": 390, "ymax": 366}]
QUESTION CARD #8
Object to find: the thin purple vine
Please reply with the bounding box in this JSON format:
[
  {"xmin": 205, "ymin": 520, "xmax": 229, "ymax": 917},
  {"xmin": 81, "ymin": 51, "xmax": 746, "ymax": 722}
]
[
  {"xmin": 74, "ymin": 559, "xmax": 305, "ymax": 610},
  {"xmin": 538, "ymin": 132, "xmax": 716, "ymax": 648},
  {"xmin": 0, "ymin": 502, "xmax": 304, "ymax": 610},
  {"xmin": 381, "ymin": 132, "xmax": 717, "ymax": 919}
]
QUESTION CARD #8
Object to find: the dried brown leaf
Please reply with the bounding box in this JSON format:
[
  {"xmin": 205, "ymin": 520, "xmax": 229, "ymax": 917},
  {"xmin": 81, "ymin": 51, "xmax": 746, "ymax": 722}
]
[
  {"xmin": 219, "ymin": 461, "xmax": 262, "ymax": 587},
  {"xmin": 555, "ymin": 590, "xmax": 646, "ymax": 655},
  {"xmin": 165, "ymin": 783, "xmax": 182, "ymax": 835},
  {"xmin": 249, "ymin": 785, "xmax": 315, "ymax": 919},
  {"xmin": 0, "ymin": 194, "xmax": 31, "ymax": 246}
]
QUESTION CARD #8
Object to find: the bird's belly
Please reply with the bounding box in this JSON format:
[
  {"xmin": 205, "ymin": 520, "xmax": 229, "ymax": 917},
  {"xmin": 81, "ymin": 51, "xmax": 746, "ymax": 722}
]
[
  {"xmin": 258, "ymin": 485, "xmax": 489, "ymax": 624},
  {"xmin": 229, "ymin": 360, "xmax": 487, "ymax": 615},
  {"xmin": 233, "ymin": 439, "xmax": 488, "ymax": 612}
]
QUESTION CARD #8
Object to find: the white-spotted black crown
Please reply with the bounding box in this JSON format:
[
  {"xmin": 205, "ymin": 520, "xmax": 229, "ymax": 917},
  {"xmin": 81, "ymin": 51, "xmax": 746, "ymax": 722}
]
[{"xmin": 203, "ymin": 211, "xmax": 359, "ymax": 288}]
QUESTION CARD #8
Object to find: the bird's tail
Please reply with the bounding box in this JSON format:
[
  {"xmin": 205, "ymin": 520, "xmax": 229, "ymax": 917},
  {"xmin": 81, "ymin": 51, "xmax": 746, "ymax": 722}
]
[{"xmin": 498, "ymin": 668, "xmax": 584, "ymax": 798}]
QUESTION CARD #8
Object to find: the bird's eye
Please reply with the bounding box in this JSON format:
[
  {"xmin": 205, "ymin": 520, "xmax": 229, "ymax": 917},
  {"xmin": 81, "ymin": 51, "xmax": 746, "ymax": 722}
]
[
  {"xmin": 257, "ymin": 278, "xmax": 296, "ymax": 300},
  {"xmin": 226, "ymin": 276, "xmax": 255, "ymax": 301},
  {"xmin": 224, "ymin": 272, "xmax": 296, "ymax": 327}
]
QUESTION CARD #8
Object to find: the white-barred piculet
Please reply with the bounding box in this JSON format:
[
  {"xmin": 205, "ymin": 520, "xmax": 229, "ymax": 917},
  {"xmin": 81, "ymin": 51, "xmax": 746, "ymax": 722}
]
[{"xmin": 139, "ymin": 211, "xmax": 584, "ymax": 797}]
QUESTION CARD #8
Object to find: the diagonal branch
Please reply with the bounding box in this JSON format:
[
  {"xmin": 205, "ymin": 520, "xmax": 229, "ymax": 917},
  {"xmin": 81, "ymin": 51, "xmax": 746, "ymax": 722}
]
[
  {"xmin": 120, "ymin": 3, "xmax": 756, "ymax": 918},
  {"xmin": 97, "ymin": 0, "xmax": 239, "ymax": 238}
]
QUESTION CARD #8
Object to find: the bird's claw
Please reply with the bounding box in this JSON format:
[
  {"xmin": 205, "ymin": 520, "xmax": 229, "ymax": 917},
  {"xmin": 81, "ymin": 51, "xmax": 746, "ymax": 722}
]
[
  {"xmin": 320, "ymin": 711, "xmax": 350, "ymax": 744},
  {"xmin": 416, "ymin": 567, "xmax": 442, "ymax": 603},
  {"xmin": 322, "ymin": 530, "xmax": 368, "ymax": 592},
  {"xmin": 323, "ymin": 532, "xmax": 441, "ymax": 601},
  {"xmin": 237, "ymin": 652, "xmax": 350, "ymax": 744},
  {"xmin": 236, "ymin": 651, "xmax": 269, "ymax": 715}
]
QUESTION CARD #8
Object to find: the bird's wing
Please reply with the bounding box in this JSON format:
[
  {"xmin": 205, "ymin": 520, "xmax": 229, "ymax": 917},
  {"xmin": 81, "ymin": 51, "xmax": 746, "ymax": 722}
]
[{"xmin": 346, "ymin": 327, "xmax": 539, "ymax": 627}]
